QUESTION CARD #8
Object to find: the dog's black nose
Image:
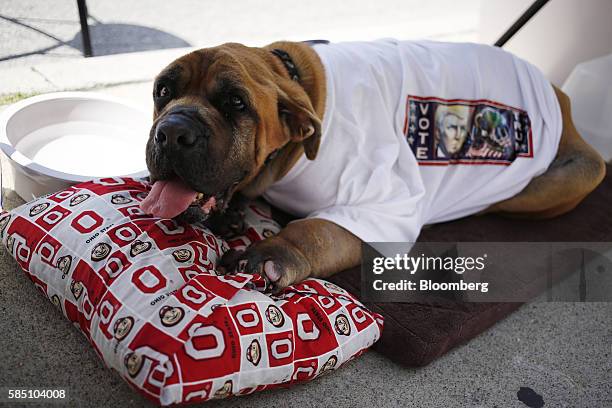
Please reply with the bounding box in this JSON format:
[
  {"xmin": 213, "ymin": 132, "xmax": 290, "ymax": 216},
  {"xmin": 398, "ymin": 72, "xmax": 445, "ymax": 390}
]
[{"xmin": 155, "ymin": 115, "xmax": 197, "ymax": 149}]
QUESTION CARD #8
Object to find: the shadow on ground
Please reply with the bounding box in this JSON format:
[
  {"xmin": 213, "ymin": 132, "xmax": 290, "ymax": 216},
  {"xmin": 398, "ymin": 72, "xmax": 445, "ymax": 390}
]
[
  {"xmin": 67, "ymin": 22, "xmax": 191, "ymax": 56},
  {"xmin": 0, "ymin": 14, "xmax": 191, "ymax": 62}
]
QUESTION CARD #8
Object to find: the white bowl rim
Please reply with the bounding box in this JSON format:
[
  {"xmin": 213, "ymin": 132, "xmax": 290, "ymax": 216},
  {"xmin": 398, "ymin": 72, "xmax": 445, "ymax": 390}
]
[{"xmin": 0, "ymin": 91, "xmax": 151, "ymax": 183}]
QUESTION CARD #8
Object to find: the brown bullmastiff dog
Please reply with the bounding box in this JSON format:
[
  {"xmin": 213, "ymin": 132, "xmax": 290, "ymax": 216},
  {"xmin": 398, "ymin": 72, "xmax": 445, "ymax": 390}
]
[{"xmin": 141, "ymin": 41, "xmax": 606, "ymax": 292}]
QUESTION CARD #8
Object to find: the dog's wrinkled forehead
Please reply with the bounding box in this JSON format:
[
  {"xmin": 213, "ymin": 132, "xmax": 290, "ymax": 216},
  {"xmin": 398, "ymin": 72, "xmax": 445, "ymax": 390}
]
[{"xmin": 154, "ymin": 44, "xmax": 273, "ymax": 115}]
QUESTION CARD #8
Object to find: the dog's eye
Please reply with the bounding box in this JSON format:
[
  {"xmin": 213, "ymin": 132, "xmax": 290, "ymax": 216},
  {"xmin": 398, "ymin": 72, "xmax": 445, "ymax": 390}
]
[
  {"xmin": 228, "ymin": 95, "xmax": 245, "ymax": 111},
  {"xmin": 155, "ymin": 84, "xmax": 170, "ymax": 99}
]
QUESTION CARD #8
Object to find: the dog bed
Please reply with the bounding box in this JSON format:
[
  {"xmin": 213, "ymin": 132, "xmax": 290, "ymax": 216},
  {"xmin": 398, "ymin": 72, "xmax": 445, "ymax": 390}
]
[
  {"xmin": 0, "ymin": 177, "xmax": 383, "ymax": 405},
  {"xmin": 326, "ymin": 164, "xmax": 612, "ymax": 367}
]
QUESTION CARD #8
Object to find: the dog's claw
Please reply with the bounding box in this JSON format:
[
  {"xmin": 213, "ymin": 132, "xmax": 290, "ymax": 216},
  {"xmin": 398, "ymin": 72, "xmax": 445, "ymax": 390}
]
[
  {"xmin": 217, "ymin": 237, "xmax": 311, "ymax": 293},
  {"xmin": 264, "ymin": 260, "xmax": 282, "ymax": 282}
]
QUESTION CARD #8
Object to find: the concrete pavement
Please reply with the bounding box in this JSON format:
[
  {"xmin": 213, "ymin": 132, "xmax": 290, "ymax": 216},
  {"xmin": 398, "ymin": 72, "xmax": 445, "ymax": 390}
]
[
  {"xmin": 0, "ymin": 47, "xmax": 186, "ymax": 97},
  {"xmin": 1, "ymin": 0, "xmax": 481, "ymax": 69},
  {"xmin": 1, "ymin": 0, "xmax": 481, "ymax": 99}
]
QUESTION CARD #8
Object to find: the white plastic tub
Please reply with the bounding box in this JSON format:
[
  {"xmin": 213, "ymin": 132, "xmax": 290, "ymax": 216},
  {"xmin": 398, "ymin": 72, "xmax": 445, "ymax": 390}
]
[{"xmin": 0, "ymin": 92, "xmax": 151, "ymax": 205}]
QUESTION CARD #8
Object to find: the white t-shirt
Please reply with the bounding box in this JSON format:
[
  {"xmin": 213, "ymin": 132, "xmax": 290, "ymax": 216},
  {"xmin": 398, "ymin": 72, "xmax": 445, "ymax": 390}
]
[{"xmin": 263, "ymin": 40, "xmax": 562, "ymax": 243}]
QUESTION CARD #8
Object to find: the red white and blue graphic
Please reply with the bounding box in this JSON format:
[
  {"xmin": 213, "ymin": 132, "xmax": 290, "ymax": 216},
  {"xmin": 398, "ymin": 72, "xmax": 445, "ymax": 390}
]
[{"xmin": 404, "ymin": 96, "xmax": 533, "ymax": 165}]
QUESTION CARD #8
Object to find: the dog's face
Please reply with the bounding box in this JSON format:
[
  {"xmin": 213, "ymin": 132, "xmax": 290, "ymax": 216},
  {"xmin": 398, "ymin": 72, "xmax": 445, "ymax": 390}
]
[{"xmin": 144, "ymin": 43, "xmax": 321, "ymax": 222}]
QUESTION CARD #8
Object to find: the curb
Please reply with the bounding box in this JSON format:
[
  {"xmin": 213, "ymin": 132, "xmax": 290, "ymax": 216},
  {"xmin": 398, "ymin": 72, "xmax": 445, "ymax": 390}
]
[{"xmin": 0, "ymin": 47, "xmax": 194, "ymax": 96}]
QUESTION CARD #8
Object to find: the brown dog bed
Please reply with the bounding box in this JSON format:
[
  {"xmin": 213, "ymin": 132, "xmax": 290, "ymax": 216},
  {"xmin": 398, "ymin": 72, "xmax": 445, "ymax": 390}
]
[{"xmin": 323, "ymin": 164, "xmax": 612, "ymax": 367}]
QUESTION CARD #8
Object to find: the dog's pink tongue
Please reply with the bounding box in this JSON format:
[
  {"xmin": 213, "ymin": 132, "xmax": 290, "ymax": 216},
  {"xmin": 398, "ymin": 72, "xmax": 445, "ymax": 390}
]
[{"xmin": 140, "ymin": 180, "xmax": 197, "ymax": 219}]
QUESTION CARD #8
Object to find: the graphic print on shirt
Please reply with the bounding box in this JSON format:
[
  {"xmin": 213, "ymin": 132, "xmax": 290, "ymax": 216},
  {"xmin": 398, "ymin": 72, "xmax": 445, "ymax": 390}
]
[{"xmin": 404, "ymin": 96, "xmax": 533, "ymax": 165}]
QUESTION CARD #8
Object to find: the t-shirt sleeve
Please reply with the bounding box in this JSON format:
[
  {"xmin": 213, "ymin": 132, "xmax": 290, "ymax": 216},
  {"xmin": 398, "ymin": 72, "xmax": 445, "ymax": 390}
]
[{"xmin": 303, "ymin": 137, "xmax": 427, "ymax": 243}]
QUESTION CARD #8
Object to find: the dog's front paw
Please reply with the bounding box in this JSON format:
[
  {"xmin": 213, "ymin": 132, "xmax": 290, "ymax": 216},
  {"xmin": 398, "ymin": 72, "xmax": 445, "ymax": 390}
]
[
  {"xmin": 204, "ymin": 193, "xmax": 249, "ymax": 238},
  {"xmin": 218, "ymin": 236, "xmax": 311, "ymax": 292},
  {"xmin": 204, "ymin": 206, "xmax": 246, "ymax": 239}
]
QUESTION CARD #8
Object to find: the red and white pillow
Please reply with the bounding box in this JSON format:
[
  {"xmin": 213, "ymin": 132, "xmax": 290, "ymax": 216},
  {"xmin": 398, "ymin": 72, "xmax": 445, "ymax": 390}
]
[{"xmin": 0, "ymin": 177, "xmax": 383, "ymax": 405}]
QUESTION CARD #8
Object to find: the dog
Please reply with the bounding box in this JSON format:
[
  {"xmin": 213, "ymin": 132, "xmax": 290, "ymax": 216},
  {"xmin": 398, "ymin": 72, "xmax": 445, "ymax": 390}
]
[{"xmin": 141, "ymin": 39, "xmax": 606, "ymax": 292}]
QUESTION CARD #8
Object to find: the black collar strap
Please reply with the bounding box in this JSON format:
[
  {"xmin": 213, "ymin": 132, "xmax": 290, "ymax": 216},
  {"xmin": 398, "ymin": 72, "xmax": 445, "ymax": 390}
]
[
  {"xmin": 271, "ymin": 40, "xmax": 330, "ymax": 82},
  {"xmin": 302, "ymin": 39, "xmax": 329, "ymax": 46},
  {"xmin": 266, "ymin": 48, "xmax": 298, "ymax": 166},
  {"xmin": 266, "ymin": 41, "xmax": 329, "ymax": 165},
  {"xmin": 271, "ymin": 48, "xmax": 300, "ymax": 82}
]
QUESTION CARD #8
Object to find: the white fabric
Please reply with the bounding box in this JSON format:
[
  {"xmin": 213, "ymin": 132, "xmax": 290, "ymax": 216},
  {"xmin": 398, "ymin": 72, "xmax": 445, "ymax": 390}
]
[{"xmin": 263, "ymin": 40, "xmax": 562, "ymax": 243}]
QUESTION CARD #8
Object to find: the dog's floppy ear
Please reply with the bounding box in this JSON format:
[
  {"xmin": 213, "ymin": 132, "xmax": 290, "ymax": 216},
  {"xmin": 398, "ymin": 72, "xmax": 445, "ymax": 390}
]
[{"xmin": 277, "ymin": 80, "xmax": 322, "ymax": 160}]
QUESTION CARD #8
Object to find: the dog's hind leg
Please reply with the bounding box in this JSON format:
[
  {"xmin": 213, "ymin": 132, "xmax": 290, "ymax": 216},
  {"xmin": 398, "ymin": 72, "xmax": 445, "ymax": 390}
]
[{"xmin": 488, "ymin": 86, "xmax": 606, "ymax": 219}]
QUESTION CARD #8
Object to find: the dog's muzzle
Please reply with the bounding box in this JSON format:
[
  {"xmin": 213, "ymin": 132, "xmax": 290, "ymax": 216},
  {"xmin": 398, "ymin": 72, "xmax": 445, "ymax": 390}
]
[{"xmin": 154, "ymin": 107, "xmax": 209, "ymax": 155}]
